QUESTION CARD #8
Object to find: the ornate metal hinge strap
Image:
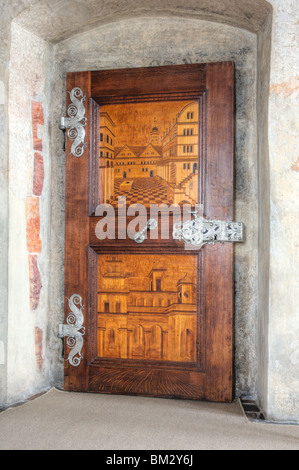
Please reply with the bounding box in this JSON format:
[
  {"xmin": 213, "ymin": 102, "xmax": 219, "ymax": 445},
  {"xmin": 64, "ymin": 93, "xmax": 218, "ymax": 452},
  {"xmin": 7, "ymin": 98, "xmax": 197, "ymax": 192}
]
[
  {"xmin": 60, "ymin": 87, "xmax": 87, "ymax": 157},
  {"xmin": 59, "ymin": 294, "xmax": 85, "ymax": 367},
  {"xmin": 173, "ymin": 211, "xmax": 245, "ymax": 248}
]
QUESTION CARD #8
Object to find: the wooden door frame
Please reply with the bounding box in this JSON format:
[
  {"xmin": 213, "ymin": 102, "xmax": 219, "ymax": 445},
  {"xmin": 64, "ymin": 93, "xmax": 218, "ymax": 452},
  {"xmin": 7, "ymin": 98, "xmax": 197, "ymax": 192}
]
[{"xmin": 63, "ymin": 63, "xmax": 235, "ymax": 401}]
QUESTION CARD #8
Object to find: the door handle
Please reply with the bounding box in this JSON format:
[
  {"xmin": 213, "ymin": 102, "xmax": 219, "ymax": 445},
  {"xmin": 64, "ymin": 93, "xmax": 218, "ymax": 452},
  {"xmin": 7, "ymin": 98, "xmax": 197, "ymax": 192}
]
[
  {"xmin": 134, "ymin": 218, "xmax": 158, "ymax": 244},
  {"xmin": 173, "ymin": 211, "xmax": 245, "ymax": 248}
]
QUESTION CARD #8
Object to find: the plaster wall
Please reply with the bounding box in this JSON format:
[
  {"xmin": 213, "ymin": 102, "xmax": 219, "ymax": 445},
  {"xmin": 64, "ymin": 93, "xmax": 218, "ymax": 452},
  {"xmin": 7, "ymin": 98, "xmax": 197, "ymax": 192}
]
[
  {"xmin": 266, "ymin": 0, "xmax": 299, "ymax": 422},
  {"xmin": 6, "ymin": 23, "xmax": 55, "ymax": 403},
  {"xmin": 256, "ymin": 10, "xmax": 272, "ymax": 419}
]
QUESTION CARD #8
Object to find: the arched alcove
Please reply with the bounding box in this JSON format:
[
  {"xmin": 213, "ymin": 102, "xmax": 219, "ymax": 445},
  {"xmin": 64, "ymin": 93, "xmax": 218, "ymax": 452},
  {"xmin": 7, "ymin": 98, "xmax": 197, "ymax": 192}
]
[{"xmin": 2, "ymin": 0, "xmax": 276, "ymax": 419}]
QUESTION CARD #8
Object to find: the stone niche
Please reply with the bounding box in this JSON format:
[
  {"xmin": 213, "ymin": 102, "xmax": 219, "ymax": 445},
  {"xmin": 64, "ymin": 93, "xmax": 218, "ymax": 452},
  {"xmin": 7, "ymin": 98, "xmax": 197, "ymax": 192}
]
[
  {"xmin": 54, "ymin": 17, "xmax": 259, "ymax": 397},
  {"xmin": 8, "ymin": 0, "xmax": 299, "ymax": 424},
  {"xmin": 6, "ymin": 15, "xmax": 259, "ymax": 400}
]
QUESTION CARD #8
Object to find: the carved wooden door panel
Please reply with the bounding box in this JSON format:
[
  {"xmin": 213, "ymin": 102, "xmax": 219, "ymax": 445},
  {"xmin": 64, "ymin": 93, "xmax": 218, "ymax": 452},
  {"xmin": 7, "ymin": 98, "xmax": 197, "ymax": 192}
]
[{"xmin": 63, "ymin": 63, "xmax": 235, "ymax": 402}]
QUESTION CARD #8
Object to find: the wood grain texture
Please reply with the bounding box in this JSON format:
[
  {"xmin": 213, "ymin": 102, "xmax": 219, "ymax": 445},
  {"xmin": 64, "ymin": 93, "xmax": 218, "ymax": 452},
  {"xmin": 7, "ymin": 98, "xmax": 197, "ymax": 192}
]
[
  {"xmin": 89, "ymin": 214, "xmax": 186, "ymax": 251},
  {"xmin": 204, "ymin": 62, "xmax": 235, "ymax": 402},
  {"xmin": 64, "ymin": 63, "xmax": 235, "ymax": 402},
  {"xmin": 88, "ymin": 367, "xmax": 205, "ymax": 400},
  {"xmin": 64, "ymin": 72, "xmax": 91, "ymax": 392},
  {"xmin": 89, "ymin": 99, "xmax": 100, "ymax": 215},
  {"xmin": 91, "ymin": 64, "xmax": 206, "ymax": 104}
]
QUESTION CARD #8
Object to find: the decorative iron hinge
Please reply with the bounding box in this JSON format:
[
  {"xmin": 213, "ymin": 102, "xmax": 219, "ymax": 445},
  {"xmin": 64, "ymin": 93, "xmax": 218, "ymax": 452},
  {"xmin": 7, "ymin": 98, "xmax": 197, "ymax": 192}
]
[
  {"xmin": 58, "ymin": 294, "xmax": 85, "ymax": 367},
  {"xmin": 59, "ymin": 87, "xmax": 87, "ymax": 157},
  {"xmin": 173, "ymin": 211, "xmax": 245, "ymax": 248}
]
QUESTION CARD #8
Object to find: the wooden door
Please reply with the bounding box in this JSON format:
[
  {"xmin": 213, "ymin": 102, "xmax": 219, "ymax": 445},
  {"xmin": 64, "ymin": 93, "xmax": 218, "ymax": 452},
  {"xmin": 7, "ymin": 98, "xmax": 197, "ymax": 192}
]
[{"xmin": 63, "ymin": 63, "xmax": 235, "ymax": 402}]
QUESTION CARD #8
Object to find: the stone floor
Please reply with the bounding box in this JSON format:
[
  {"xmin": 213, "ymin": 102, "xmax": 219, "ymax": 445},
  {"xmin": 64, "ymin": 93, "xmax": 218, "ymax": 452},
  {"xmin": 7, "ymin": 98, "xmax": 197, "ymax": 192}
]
[{"xmin": 0, "ymin": 388, "xmax": 298, "ymax": 450}]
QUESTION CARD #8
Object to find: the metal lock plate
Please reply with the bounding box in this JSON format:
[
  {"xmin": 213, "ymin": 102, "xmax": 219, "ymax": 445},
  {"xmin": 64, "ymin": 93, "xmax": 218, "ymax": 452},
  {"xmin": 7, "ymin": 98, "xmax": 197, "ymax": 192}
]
[{"xmin": 173, "ymin": 212, "xmax": 245, "ymax": 248}]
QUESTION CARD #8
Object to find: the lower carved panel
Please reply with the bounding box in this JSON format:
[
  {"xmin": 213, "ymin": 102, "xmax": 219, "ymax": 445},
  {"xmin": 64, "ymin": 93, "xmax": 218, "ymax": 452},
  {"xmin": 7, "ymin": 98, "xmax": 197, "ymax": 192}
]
[
  {"xmin": 97, "ymin": 254, "xmax": 198, "ymax": 364},
  {"xmin": 88, "ymin": 367, "xmax": 205, "ymax": 399}
]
